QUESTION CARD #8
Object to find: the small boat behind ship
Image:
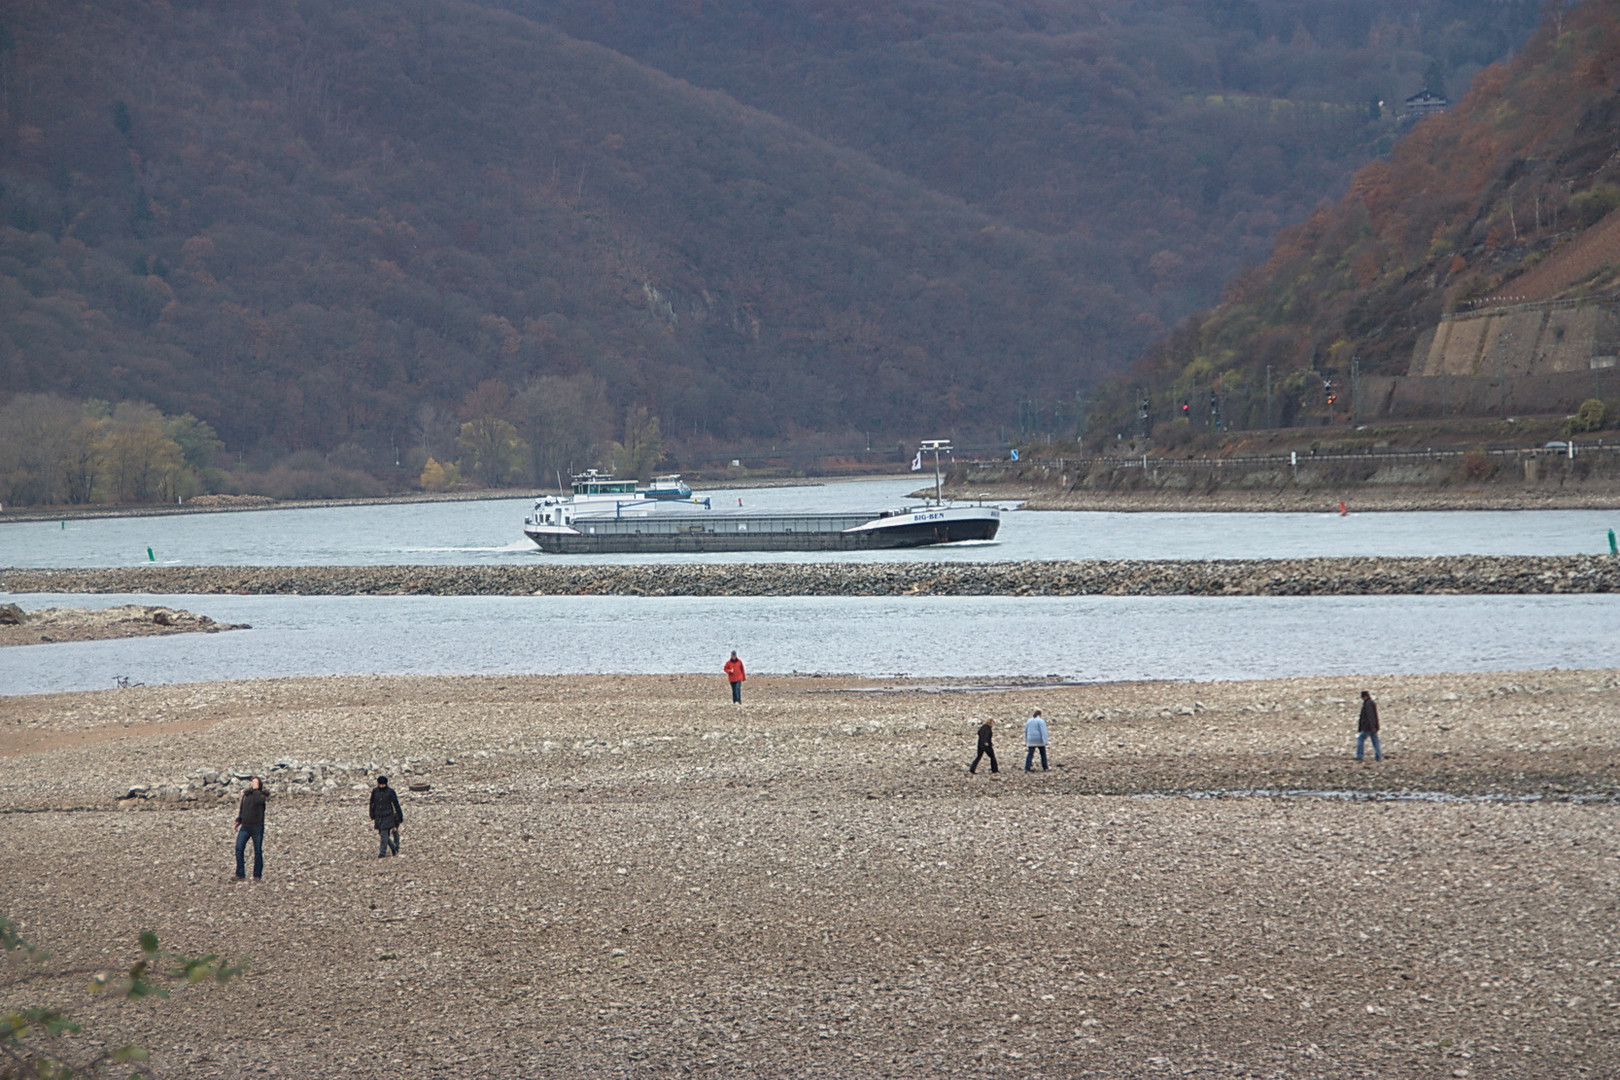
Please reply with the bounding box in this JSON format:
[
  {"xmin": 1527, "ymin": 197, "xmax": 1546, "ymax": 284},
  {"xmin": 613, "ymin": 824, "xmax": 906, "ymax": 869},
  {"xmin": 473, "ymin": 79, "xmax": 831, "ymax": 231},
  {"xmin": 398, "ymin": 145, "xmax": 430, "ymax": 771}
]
[
  {"xmin": 641, "ymin": 474, "xmax": 694, "ymax": 500},
  {"xmin": 522, "ymin": 442, "xmax": 1001, "ymax": 554}
]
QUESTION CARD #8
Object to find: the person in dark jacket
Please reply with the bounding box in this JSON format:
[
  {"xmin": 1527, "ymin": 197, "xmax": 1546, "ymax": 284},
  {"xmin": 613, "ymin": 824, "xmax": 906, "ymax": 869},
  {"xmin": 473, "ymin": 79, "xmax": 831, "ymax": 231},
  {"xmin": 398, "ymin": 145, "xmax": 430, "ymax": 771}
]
[
  {"xmin": 1356, "ymin": 690, "xmax": 1382, "ymax": 762},
  {"xmin": 370, "ymin": 776, "xmax": 404, "ymax": 857},
  {"xmin": 233, "ymin": 777, "xmax": 269, "ymax": 880},
  {"xmin": 969, "ymin": 719, "xmax": 999, "ymax": 774}
]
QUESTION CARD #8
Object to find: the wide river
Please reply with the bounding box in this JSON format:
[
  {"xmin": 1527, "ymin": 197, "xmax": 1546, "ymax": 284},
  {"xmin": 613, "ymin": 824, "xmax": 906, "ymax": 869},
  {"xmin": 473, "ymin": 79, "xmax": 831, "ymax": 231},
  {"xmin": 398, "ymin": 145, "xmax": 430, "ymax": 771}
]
[
  {"xmin": 1, "ymin": 480, "xmax": 1615, "ymax": 693},
  {"xmin": 3, "ymin": 478, "xmax": 1618, "ymax": 567}
]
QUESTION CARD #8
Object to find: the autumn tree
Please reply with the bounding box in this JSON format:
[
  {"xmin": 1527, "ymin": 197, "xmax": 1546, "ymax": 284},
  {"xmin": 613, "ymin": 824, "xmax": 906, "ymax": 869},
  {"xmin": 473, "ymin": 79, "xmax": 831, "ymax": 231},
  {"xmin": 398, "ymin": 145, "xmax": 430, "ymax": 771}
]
[
  {"xmin": 608, "ymin": 406, "xmax": 664, "ymax": 481},
  {"xmin": 0, "ymin": 394, "xmax": 100, "ymax": 506},
  {"xmin": 512, "ymin": 374, "xmax": 610, "ymax": 490},
  {"xmin": 454, "ymin": 379, "xmax": 528, "ymax": 487},
  {"xmin": 97, "ymin": 402, "xmax": 188, "ymax": 504},
  {"xmin": 419, "ymin": 456, "xmax": 461, "ymax": 490},
  {"xmin": 454, "ymin": 418, "xmax": 527, "ymax": 487}
]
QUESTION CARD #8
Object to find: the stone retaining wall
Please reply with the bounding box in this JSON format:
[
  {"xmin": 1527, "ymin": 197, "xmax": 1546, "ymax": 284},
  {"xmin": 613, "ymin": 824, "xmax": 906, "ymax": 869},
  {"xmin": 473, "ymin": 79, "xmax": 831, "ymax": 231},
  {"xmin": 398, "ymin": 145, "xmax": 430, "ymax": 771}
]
[
  {"xmin": 121, "ymin": 756, "xmax": 439, "ymax": 804},
  {"xmin": 3, "ymin": 556, "xmax": 1616, "ymax": 597}
]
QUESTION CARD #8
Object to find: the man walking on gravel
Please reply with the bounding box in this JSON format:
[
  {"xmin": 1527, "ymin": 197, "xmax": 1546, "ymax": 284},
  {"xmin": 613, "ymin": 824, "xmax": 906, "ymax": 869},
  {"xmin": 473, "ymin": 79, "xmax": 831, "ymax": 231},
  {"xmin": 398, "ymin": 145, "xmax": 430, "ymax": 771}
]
[
  {"xmin": 1024, "ymin": 709, "xmax": 1049, "ymax": 772},
  {"xmin": 370, "ymin": 775, "xmax": 404, "ymax": 858},
  {"xmin": 969, "ymin": 719, "xmax": 999, "ymax": 774},
  {"xmin": 233, "ymin": 776, "xmax": 269, "ymax": 881},
  {"xmin": 724, "ymin": 651, "xmax": 746, "ymax": 704},
  {"xmin": 1356, "ymin": 690, "xmax": 1382, "ymax": 763}
]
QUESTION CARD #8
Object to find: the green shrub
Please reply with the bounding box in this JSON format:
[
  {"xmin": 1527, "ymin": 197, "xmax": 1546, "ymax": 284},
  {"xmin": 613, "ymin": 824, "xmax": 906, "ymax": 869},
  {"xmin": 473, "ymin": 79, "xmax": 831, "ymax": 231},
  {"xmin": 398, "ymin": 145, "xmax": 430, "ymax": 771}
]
[
  {"xmin": 1567, "ymin": 398, "xmax": 1607, "ymax": 434},
  {"xmin": 1568, "ymin": 186, "xmax": 1620, "ymax": 229}
]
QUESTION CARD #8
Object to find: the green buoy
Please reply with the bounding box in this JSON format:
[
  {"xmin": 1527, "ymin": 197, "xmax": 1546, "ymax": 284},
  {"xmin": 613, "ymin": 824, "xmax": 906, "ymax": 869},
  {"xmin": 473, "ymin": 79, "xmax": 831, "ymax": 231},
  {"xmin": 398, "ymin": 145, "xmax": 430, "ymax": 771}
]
[
  {"xmin": 147, "ymin": 546, "xmax": 155, "ymax": 562},
  {"xmin": 1610, "ymin": 528, "xmax": 1617, "ymax": 556}
]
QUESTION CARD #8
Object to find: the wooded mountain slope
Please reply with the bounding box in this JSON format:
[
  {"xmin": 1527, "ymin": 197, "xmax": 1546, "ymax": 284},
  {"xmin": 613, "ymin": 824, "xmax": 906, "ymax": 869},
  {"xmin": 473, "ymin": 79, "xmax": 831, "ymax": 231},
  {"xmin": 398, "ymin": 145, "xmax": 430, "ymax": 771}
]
[
  {"xmin": 0, "ymin": 0, "xmax": 1540, "ymax": 463},
  {"xmin": 1123, "ymin": 0, "xmax": 1620, "ymax": 427},
  {"xmin": 496, "ymin": 0, "xmax": 1544, "ymax": 344},
  {"xmin": 1, "ymin": 0, "xmax": 1130, "ymax": 459}
]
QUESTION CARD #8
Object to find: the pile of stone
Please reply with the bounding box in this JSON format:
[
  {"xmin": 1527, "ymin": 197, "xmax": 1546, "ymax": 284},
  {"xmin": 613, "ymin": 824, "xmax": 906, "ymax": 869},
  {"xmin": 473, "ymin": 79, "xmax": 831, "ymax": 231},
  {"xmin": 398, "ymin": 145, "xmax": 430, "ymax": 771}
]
[
  {"xmin": 7, "ymin": 553, "xmax": 1619, "ymax": 598},
  {"xmin": 120, "ymin": 757, "xmax": 439, "ymax": 804},
  {"xmin": 184, "ymin": 494, "xmax": 278, "ymax": 508}
]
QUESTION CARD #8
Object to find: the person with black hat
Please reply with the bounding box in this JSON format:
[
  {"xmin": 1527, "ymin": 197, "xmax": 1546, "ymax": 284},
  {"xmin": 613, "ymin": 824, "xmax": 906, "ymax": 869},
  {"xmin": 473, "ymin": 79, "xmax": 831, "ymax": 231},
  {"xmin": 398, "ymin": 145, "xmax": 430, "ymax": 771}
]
[{"xmin": 370, "ymin": 775, "xmax": 404, "ymax": 857}]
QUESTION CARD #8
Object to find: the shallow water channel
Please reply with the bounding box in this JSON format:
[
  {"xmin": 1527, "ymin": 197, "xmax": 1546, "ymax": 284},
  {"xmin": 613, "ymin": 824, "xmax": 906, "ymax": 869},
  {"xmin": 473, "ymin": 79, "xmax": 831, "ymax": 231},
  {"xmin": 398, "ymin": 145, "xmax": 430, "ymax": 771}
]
[{"xmin": 1, "ymin": 591, "xmax": 1613, "ymax": 695}]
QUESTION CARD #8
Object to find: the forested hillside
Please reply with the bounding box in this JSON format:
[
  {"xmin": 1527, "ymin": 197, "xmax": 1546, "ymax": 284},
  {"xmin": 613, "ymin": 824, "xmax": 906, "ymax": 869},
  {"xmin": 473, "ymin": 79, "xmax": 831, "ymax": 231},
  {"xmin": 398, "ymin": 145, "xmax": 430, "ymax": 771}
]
[
  {"xmin": 0, "ymin": 0, "xmax": 1542, "ymax": 490},
  {"xmin": 1106, "ymin": 0, "xmax": 1620, "ymax": 436},
  {"xmin": 498, "ymin": 0, "xmax": 1544, "ymax": 339},
  {"xmin": 3, "ymin": 0, "xmax": 1124, "ymax": 459}
]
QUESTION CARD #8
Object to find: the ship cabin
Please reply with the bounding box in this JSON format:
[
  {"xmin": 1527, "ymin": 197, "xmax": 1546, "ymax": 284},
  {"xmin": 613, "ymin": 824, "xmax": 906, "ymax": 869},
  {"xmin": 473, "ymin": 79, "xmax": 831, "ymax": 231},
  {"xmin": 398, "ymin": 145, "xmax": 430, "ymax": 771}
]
[{"xmin": 571, "ymin": 470, "xmax": 639, "ymax": 498}]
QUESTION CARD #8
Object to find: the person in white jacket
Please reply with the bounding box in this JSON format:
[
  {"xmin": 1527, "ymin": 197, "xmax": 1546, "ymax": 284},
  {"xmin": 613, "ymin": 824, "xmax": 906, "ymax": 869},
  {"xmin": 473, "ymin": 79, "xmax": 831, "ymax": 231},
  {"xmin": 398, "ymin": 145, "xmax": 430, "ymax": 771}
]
[{"xmin": 1023, "ymin": 710, "xmax": 1049, "ymax": 772}]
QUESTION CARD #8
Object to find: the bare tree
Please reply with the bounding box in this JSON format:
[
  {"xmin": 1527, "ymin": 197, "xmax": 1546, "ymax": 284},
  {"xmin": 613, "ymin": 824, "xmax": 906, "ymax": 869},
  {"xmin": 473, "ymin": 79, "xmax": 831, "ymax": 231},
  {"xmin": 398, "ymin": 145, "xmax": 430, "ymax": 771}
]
[{"xmin": 512, "ymin": 374, "xmax": 611, "ymax": 489}]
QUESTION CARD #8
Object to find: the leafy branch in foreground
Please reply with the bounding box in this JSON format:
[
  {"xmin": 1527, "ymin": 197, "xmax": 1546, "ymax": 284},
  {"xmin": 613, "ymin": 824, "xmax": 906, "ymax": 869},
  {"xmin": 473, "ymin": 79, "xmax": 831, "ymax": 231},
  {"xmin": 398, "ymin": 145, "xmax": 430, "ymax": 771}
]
[{"xmin": 1, "ymin": 915, "xmax": 245, "ymax": 1079}]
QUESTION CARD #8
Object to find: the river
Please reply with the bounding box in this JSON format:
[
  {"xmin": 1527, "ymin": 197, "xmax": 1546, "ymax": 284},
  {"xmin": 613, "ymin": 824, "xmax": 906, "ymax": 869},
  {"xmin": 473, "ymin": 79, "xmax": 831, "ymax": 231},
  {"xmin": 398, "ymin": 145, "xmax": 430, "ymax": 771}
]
[
  {"xmin": 0, "ymin": 591, "xmax": 1612, "ymax": 695},
  {"xmin": 2, "ymin": 478, "xmax": 1618, "ymax": 568},
  {"xmin": 2, "ymin": 481, "xmax": 1615, "ymax": 693}
]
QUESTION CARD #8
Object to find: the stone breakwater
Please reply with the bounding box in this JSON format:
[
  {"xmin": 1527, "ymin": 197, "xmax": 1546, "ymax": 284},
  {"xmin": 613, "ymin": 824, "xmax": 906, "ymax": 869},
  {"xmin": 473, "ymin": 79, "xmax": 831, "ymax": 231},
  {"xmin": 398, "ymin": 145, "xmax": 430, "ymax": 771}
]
[{"xmin": 3, "ymin": 555, "xmax": 1617, "ymax": 597}]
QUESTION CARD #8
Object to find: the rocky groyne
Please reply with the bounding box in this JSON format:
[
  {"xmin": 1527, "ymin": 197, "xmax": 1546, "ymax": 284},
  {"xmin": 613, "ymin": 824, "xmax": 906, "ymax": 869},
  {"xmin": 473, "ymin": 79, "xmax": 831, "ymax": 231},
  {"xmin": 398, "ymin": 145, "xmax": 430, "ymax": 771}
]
[{"xmin": 3, "ymin": 555, "xmax": 1616, "ymax": 597}]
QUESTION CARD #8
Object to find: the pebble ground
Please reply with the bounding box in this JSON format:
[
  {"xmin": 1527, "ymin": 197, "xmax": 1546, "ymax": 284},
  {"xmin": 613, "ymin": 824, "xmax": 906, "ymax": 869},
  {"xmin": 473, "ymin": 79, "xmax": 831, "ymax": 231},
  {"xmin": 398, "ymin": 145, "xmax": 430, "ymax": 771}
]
[{"xmin": 2, "ymin": 669, "xmax": 1617, "ymax": 1078}]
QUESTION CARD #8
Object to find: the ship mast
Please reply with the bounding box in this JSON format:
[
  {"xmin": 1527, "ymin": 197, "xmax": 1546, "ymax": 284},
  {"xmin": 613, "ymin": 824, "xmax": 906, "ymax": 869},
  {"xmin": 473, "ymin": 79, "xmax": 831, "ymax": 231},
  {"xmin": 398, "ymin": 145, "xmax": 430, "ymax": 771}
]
[{"xmin": 921, "ymin": 439, "xmax": 951, "ymax": 504}]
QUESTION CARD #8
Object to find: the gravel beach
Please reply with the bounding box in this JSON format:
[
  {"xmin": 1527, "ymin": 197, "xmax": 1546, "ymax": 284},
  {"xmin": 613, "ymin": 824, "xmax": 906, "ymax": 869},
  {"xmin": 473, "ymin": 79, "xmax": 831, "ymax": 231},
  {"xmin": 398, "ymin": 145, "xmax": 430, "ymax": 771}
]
[{"xmin": 2, "ymin": 669, "xmax": 1617, "ymax": 1078}]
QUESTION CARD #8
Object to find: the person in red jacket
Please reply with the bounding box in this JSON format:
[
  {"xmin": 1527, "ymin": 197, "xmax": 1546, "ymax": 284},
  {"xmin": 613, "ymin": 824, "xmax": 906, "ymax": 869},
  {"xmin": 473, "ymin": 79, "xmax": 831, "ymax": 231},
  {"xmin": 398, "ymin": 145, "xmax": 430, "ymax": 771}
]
[{"xmin": 724, "ymin": 651, "xmax": 746, "ymax": 704}]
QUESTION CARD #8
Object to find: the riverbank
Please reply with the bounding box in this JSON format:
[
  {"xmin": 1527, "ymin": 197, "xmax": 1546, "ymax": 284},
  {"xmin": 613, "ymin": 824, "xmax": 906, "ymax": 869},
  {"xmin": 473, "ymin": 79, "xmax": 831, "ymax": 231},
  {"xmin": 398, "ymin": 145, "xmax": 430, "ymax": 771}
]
[
  {"xmin": 4, "ymin": 554, "xmax": 1617, "ymax": 597},
  {"xmin": 962, "ymin": 483, "xmax": 1620, "ymax": 512},
  {"xmin": 0, "ymin": 477, "xmax": 847, "ymax": 524},
  {"xmin": 1, "ymin": 669, "xmax": 1615, "ymax": 1079},
  {"xmin": 952, "ymin": 445, "xmax": 1620, "ymax": 511}
]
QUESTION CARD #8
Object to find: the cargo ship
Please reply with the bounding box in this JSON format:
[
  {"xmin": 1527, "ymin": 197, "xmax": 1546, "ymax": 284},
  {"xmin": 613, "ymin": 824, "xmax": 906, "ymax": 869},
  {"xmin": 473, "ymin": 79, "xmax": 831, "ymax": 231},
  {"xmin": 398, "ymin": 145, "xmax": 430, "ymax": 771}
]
[{"xmin": 522, "ymin": 443, "xmax": 1000, "ymax": 554}]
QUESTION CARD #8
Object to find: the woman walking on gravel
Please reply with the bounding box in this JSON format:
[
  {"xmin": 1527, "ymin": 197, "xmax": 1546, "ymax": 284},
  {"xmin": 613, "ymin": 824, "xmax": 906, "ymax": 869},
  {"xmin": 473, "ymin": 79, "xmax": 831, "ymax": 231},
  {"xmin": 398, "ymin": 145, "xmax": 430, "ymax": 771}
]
[
  {"xmin": 969, "ymin": 719, "xmax": 999, "ymax": 774},
  {"xmin": 370, "ymin": 775, "xmax": 404, "ymax": 857}
]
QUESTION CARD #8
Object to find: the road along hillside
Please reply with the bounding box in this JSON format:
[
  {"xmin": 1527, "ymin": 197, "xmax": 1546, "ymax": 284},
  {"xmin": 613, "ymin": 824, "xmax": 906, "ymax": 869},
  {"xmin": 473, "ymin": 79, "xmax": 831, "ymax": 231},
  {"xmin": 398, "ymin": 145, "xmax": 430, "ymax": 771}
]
[{"xmin": 2, "ymin": 555, "xmax": 1617, "ymax": 597}]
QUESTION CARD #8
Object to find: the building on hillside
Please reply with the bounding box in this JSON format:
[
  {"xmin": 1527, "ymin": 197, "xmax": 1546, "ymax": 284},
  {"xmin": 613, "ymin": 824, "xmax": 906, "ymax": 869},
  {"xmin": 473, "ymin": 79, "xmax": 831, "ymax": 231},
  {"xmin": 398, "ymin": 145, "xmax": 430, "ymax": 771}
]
[{"xmin": 1400, "ymin": 90, "xmax": 1451, "ymax": 122}]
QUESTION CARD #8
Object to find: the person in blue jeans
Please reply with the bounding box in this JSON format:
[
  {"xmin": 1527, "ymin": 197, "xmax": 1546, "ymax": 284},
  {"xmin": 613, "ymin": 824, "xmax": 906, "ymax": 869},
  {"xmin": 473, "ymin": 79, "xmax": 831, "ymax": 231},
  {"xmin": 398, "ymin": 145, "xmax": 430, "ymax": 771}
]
[
  {"xmin": 234, "ymin": 777, "xmax": 269, "ymax": 880},
  {"xmin": 724, "ymin": 652, "xmax": 746, "ymax": 704},
  {"xmin": 1355, "ymin": 690, "xmax": 1382, "ymax": 762},
  {"xmin": 1024, "ymin": 709, "xmax": 1049, "ymax": 772}
]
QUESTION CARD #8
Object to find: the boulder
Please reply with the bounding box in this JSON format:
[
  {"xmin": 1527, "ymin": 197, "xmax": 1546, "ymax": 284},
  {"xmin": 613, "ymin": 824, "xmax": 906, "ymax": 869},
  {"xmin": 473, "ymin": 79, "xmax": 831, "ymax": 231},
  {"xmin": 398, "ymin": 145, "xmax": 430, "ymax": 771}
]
[{"xmin": 0, "ymin": 603, "xmax": 26, "ymax": 625}]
